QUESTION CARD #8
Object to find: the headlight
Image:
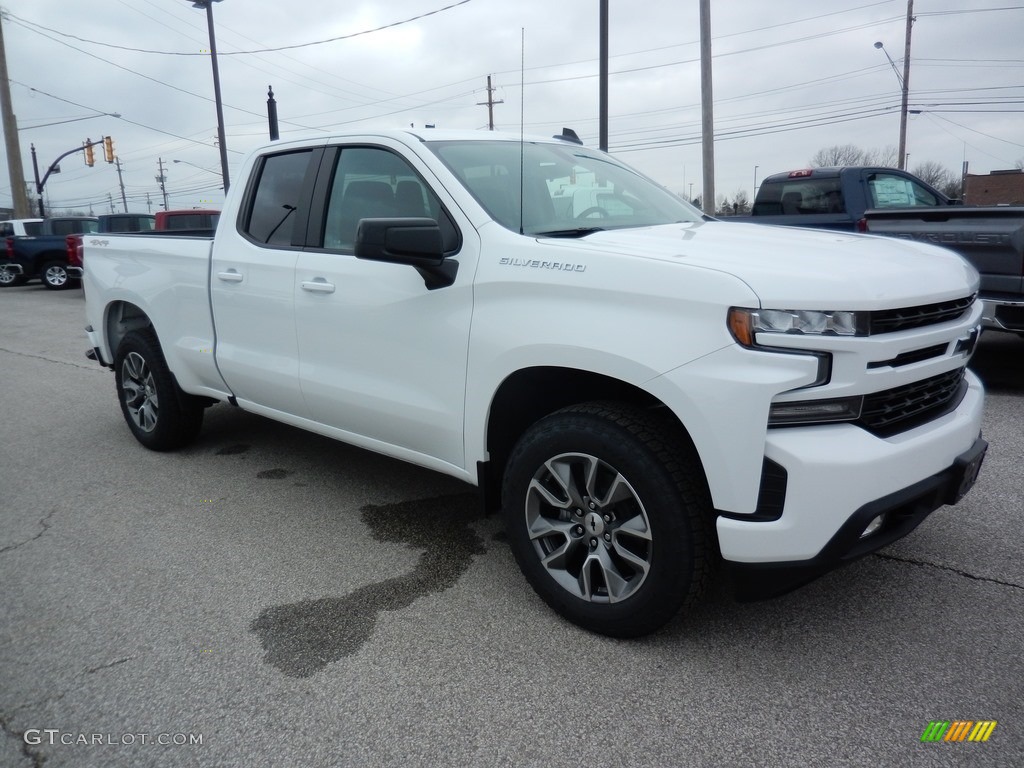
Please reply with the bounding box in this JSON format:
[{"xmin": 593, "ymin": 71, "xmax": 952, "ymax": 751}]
[
  {"xmin": 768, "ymin": 396, "xmax": 863, "ymax": 426},
  {"xmin": 728, "ymin": 307, "xmax": 861, "ymax": 348}
]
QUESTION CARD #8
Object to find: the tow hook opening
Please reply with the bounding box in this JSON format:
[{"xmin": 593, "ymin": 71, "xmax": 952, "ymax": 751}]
[{"xmin": 860, "ymin": 513, "xmax": 886, "ymax": 539}]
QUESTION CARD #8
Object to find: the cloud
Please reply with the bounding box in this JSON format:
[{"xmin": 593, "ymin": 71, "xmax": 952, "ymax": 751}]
[{"xmin": 2, "ymin": 0, "xmax": 1021, "ymax": 214}]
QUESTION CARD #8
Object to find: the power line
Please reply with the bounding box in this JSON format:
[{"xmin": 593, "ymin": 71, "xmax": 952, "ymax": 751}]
[{"xmin": 3, "ymin": 1, "xmax": 474, "ymax": 56}]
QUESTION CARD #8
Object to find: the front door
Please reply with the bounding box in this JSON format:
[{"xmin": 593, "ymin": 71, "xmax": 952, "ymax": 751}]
[{"xmin": 294, "ymin": 142, "xmax": 475, "ymax": 469}]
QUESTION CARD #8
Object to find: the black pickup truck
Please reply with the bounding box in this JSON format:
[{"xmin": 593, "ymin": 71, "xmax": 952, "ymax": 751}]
[
  {"xmin": 736, "ymin": 167, "xmax": 1024, "ymax": 335},
  {"xmin": 1, "ymin": 214, "xmax": 155, "ymax": 290}
]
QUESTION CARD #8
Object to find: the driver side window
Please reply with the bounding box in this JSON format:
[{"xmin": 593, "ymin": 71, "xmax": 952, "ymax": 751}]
[{"xmin": 321, "ymin": 146, "xmax": 456, "ymax": 252}]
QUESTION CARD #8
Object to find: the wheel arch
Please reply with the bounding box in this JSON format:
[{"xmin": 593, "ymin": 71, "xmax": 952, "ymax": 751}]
[
  {"xmin": 479, "ymin": 366, "xmax": 700, "ymax": 511},
  {"xmin": 104, "ymin": 300, "xmax": 155, "ymax": 362},
  {"xmin": 33, "ymin": 248, "xmax": 66, "ymax": 271}
]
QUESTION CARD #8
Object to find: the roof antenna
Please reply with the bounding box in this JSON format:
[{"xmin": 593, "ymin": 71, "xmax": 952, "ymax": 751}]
[{"xmin": 519, "ymin": 27, "xmax": 525, "ymax": 236}]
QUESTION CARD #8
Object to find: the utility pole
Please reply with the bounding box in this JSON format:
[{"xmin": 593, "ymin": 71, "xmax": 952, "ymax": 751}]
[
  {"xmin": 599, "ymin": 0, "xmax": 609, "ymax": 151},
  {"xmin": 146, "ymin": 192, "xmax": 153, "ymax": 213},
  {"xmin": 477, "ymin": 75, "xmax": 503, "ymax": 131},
  {"xmin": 699, "ymin": 0, "xmax": 715, "ymax": 214},
  {"xmin": 107, "ymin": 193, "xmax": 114, "ymax": 214},
  {"xmin": 897, "ymin": 0, "xmax": 914, "ymax": 170},
  {"xmin": 156, "ymin": 158, "xmax": 168, "ymax": 211},
  {"xmin": 115, "ymin": 157, "xmax": 128, "ymax": 212},
  {"xmin": 0, "ymin": 14, "xmax": 31, "ymax": 217}
]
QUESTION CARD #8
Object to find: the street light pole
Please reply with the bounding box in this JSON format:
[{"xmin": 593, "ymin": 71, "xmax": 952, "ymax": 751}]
[
  {"xmin": 874, "ymin": 1, "xmax": 914, "ymax": 170},
  {"xmin": 191, "ymin": 0, "xmax": 230, "ymax": 192}
]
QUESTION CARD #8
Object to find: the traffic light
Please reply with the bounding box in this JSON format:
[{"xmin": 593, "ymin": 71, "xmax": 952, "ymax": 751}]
[
  {"xmin": 103, "ymin": 136, "xmax": 115, "ymax": 164},
  {"xmin": 84, "ymin": 139, "xmax": 95, "ymax": 167}
]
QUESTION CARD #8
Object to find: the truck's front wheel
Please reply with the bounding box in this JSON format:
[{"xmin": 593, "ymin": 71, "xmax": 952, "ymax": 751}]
[
  {"xmin": 502, "ymin": 403, "xmax": 714, "ymax": 637},
  {"xmin": 114, "ymin": 329, "xmax": 204, "ymax": 451}
]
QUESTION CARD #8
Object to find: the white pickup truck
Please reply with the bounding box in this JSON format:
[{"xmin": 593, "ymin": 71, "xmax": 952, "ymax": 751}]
[{"xmin": 83, "ymin": 129, "xmax": 986, "ymax": 637}]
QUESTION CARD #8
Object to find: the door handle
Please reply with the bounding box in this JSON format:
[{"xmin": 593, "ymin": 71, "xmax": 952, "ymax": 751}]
[
  {"xmin": 301, "ymin": 278, "xmax": 336, "ymax": 294},
  {"xmin": 216, "ymin": 270, "xmax": 244, "ymax": 283}
]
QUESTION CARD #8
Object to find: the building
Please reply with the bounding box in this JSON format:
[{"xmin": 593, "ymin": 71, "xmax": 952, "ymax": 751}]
[{"xmin": 962, "ymin": 169, "xmax": 1024, "ymax": 206}]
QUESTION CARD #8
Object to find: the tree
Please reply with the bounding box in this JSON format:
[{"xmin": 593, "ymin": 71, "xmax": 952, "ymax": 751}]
[
  {"xmin": 911, "ymin": 161, "xmax": 961, "ymax": 199},
  {"xmin": 811, "ymin": 144, "xmax": 867, "ymax": 167},
  {"xmin": 810, "ymin": 144, "xmax": 898, "ymax": 168},
  {"xmin": 732, "ymin": 189, "xmax": 750, "ymax": 215},
  {"xmin": 715, "ymin": 193, "xmax": 731, "ymax": 216}
]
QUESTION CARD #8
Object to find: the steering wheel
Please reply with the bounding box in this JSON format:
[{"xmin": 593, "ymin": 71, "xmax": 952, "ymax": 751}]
[{"xmin": 575, "ymin": 206, "xmax": 610, "ymax": 220}]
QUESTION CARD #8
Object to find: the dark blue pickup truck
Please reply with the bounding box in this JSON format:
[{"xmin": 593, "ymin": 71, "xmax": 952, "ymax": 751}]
[
  {"xmin": 1, "ymin": 213, "xmax": 154, "ymax": 290},
  {"xmin": 1, "ymin": 216, "xmax": 98, "ymax": 289},
  {"xmin": 736, "ymin": 167, "xmax": 1024, "ymax": 335}
]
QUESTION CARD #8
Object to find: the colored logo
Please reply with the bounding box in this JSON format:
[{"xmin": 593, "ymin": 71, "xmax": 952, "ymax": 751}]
[{"xmin": 920, "ymin": 720, "xmax": 997, "ymax": 742}]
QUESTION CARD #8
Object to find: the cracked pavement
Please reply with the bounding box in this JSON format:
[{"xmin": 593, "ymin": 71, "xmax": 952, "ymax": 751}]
[{"xmin": 1, "ymin": 287, "xmax": 1022, "ymax": 767}]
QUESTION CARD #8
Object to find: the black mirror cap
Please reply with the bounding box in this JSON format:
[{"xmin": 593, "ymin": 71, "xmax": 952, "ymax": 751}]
[{"xmin": 354, "ymin": 218, "xmax": 444, "ymax": 266}]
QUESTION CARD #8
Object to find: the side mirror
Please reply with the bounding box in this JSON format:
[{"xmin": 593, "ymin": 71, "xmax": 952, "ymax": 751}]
[{"xmin": 354, "ymin": 218, "xmax": 457, "ymax": 290}]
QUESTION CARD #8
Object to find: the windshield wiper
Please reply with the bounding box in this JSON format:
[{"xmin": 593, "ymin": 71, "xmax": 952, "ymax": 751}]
[{"xmin": 534, "ymin": 227, "xmax": 605, "ymax": 238}]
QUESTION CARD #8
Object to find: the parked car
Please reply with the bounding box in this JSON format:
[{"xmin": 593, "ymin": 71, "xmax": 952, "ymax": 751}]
[
  {"xmin": 98, "ymin": 213, "xmax": 156, "ymax": 233},
  {"xmin": 0, "ymin": 218, "xmax": 44, "ymax": 238},
  {"xmin": 154, "ymin": 209, "xmax": 219, "ymax": 231},
  {"xmin": 732, "ymin": 167, "xmax": 1024, "ymax": 334},
  {"xmin": 1, "ymin": 216, "xmax": 98, "ymax": 289}
]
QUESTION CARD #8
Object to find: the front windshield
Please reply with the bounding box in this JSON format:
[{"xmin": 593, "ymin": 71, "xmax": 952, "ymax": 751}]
[{"xmin": 427, "ymin": 139, "xmax": 702, "ymax": 235}]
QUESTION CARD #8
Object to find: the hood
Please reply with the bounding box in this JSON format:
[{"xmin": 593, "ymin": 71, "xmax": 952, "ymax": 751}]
[{"xmin": 541, "ymin": 220, "xmax": 980, "ymax": 309}]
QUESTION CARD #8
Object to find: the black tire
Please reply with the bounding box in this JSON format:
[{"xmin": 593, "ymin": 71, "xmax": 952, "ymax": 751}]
[
  {"xmin": 113, "ymin": 328, "xmax": 204, "ymax": 451},
  {"xmin": 41, "ymin": 261, "xmax": 72, "ymax": 290},
  {"xmin": 0, "ymin": 266, "xmax": 27, "ymax": 287},
  {"xmin": 502, "ymin": 402, "xmax": 715, "ymax": 638}
]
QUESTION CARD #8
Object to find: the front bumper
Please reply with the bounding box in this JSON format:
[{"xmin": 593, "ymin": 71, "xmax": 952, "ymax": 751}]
[{"xmin": 727, "ymin": 434, "xmax": 987, "ymax": 600}]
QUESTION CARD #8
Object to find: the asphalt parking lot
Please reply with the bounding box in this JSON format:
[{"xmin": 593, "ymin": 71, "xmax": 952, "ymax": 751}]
[{"xmin": 1, "ymin": 284, "xmax": 1022, "ymax": 767}]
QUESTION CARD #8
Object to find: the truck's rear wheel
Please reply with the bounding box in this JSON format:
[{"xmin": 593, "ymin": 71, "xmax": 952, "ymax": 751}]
[
  {"xmin": 41, "ymin": 261, "xmax": 73, "ymax": 290},
  {"xmin": 114, "ymin": 329, "xmax": 204, "ymax": 451},
  {"xmin": 502, "ymin": 402, "xmax": 714, "ymax": 637}
]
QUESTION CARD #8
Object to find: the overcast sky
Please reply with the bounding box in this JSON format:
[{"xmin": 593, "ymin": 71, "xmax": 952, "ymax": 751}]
[{"xmin": 1, "ymin": 0, "xmax": 1022, "ymax": 215}]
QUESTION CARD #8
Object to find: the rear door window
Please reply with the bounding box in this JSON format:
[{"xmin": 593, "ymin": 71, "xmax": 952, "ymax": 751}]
[{"xmin": 242, "ymin": 149, "xmax": 319, "ymax": 246}]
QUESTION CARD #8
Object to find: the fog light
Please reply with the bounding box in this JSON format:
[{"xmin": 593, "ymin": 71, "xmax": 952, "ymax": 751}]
[{"xmin": 860, "ymin": 514, "xmax": 886, "ymax": 539}]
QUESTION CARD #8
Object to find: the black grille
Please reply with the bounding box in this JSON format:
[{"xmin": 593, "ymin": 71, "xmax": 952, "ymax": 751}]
[
  {"xmin": 858, "ymin": 368, "xmax": 967, "ymax": 436},
  {"xmin": 868, "ymin": 295, "xmax": 974, "ymax": 335}
]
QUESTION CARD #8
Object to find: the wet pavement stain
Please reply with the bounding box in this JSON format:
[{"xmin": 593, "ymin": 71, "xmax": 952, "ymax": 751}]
[
  {"xmin": 250, "ymin": 493, "xmax": 484, "ymax": 678},
  {"xmin": 216, "ymin": 444, "xmax": 250, "ymax": 455},
  {"xmin": 256, "ymin": 468, "xmax": 292, "ymax": 479}
]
